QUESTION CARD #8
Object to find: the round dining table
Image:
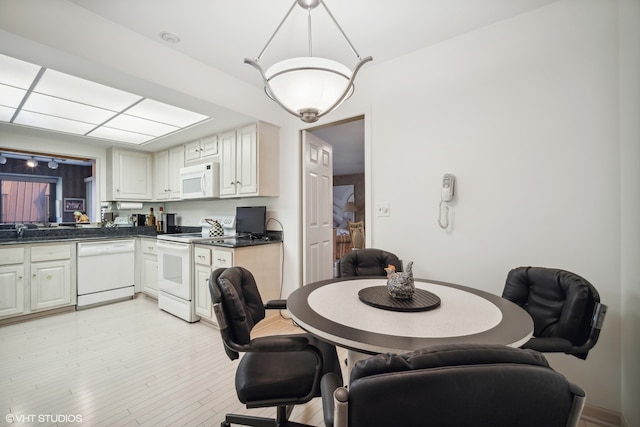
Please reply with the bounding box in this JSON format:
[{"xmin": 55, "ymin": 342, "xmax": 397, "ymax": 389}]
[{"xmin": 287, "ymin": 277, "xmax": 534, "ymax": 372}]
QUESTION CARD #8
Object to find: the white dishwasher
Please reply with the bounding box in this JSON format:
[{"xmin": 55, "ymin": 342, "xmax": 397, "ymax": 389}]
[{"xmin": 77, "ymin": 239, "xmax": 136, "ymax": 307}]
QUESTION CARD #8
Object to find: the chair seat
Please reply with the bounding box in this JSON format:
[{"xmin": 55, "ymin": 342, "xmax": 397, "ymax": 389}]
[{"xmin": 236, "ymin": 333, "xmax": 341, "ymax": 406}]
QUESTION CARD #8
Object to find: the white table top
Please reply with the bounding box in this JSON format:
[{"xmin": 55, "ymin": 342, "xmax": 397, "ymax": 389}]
[{"xmin": 288, "ymin": 277, "xmax": 534, "ymax": 355}]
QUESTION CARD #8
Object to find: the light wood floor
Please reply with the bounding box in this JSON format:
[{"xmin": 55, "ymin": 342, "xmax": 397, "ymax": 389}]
[{"xmin": 0, "ymin": 296, "xmax": 611, "ymax": 426}]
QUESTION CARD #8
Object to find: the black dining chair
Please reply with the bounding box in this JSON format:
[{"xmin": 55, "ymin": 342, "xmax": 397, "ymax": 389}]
[
  {"xmin": 320, "ymin": 343, "xmax": 586, "ymax": 427},
  {"xmin": 209, "ymin": 266, "xmax": 343, "ymax": 427},
  {"xmin": 337, "ymin": 248, "xmax": 402, "ymax": 277},
  {"xmin": 502, "ymin": 266, "xmax": 607, "ymax": 359}
]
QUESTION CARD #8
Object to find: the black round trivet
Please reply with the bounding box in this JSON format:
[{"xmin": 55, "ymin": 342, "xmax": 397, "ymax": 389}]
[{"xmin": 358, "ymin": 286, "xmax": 441, "ymax": 312}]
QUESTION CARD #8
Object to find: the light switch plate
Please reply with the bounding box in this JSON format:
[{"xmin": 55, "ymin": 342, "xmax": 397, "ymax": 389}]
[{"xmin": 376, "ymin": 202, "xmax": 390, "ymax": 217}]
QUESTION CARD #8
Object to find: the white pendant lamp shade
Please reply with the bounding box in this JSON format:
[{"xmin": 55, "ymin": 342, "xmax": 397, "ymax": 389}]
[
  {"xmin": 247, "ymin": 0, "xmax": 371, "ymax": 123},
  {"xmin": 265, "ymin": 57, "xmax": 354, "ymax": 121}
]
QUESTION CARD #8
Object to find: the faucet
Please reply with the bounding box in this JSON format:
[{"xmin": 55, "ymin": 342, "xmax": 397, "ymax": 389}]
[{"xmin": 15, "ymin": 224, "xmax": 27, "ymax": 237}]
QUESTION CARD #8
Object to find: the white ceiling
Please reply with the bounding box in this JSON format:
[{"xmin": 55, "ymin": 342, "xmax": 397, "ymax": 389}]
[
  {"xmin": 65, "ymin": 0, "xmax": 556, "ymax": 90},
  {"xmin": 0, "ymin": 0, "xmax": 557, "ymax": 171}
]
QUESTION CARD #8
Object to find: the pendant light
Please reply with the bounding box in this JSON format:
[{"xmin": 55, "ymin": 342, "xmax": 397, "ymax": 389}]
[{"xmin": 245, "ymin": 0, "xmax": 372, "ymax": 123}]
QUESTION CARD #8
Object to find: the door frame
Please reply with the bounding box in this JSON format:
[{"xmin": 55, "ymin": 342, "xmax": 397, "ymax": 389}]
[{"xmin": 300, "ymin": 113, "xmax": 369, "ymax": 286}]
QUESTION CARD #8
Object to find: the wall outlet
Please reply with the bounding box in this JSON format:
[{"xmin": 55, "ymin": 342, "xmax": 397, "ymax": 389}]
[{"xmin": 376, "ymin": 202, "xmax": 390, "ymax": 217}]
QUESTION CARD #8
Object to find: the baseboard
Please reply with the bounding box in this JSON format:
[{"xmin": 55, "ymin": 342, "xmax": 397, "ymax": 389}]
[
  {"xmin": 582, "ymin": 404, "xmax": 623, "ymax": 426},
  {"xmin": 0, "ymin": 306, "xmax": 76, "ymax": 326}
]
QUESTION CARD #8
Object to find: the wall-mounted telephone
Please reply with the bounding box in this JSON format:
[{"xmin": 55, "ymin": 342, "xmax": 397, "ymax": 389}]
[
  {"xmin": 438, "ymin": 174, "xmax": 455, "ymax": 229},
  {"xmin": 441, "ymin": 174, "xmax": 455, "ymax": 202}
]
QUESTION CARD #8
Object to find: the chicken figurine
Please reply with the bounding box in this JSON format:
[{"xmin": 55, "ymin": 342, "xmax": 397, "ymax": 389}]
[{"xmin": 385, "ymin": 261, "xmax": 415, "ymax": 299}]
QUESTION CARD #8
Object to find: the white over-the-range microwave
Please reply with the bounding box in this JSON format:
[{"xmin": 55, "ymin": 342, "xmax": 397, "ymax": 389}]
[{"xmin": 179, "ymin": 162, "xmax": 220, "ymax": 199}]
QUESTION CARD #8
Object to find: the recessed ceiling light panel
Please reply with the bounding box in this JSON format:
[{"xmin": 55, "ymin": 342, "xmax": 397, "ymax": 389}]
[
  {"xmin": 35, "ymin": 69, "xmax": 142, "ymax": 111},
  {"xmin": 0, "ymin": 106, "xmax": 15, "ymax": 122},
  {"xmin": 14, "ymin": 110, "xmax": 96, "ymax": 135},
  {"xmin": 0, "ymin": 53, "xmax": 211, "ymax": 145},
  {"xmin": 88, "ymin": 126, "xmax": 154, "ymax": 144},
  {"xmin": 127, "ymin": 99, "xmax": 208, "ymax": 128},
  {"xmin": 0, "ymin": 53, "xmax": 41, "ymax": 89},
  {"xmin": 0, "ymin": 84, "xmax": 28, "ymax": 108},
  {"xmin": 105, "ymin": 114, "xmax": 178, "ymax": 137},
  {"xmin": 22, "ymin": 93, "xmax": 117, "ymax": 124}
]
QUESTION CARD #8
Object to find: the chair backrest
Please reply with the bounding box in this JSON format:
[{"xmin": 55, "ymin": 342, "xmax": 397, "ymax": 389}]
[
  {"xmin": 347, "ymin": 221, "xmax": 365, "ymax": 249},
  {"xmin": 337, "ymin": 344, "xmax": 585, "ymax": 427},
  {"xmin": 338, "ymin": 248, "xmax": 402, "ymax": 277},
  {"xmin": 209, "ymin": 266, "xmax": 266, "ymax": 360},
  {"xmin": 502, "ymin": 266, "xmax": 606, "ymax": 359}
]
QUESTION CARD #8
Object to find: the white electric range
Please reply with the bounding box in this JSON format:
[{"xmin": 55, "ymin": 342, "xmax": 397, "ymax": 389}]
[{"xmin": 156, "ymin": 215, "xmax": 235, "ymax": 322}]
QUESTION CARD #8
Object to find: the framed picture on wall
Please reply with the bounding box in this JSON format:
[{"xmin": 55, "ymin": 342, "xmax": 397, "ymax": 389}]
[
  {"xmin": 333, "ymin": 185, "xmax": 354, "ymax": 229},
  {"xmin": 63, "ymin": 198, "xmax": 85, "ymax": 212}
]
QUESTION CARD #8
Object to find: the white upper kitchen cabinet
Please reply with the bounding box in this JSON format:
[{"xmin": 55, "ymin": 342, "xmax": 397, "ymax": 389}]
[
  {"xmin": 154, "ymin": 146, "xmax": 184, "ymax": 200},
  {"xmin": 106, "ymin": 148, "xmax": 153, "ymax": 200},
  {"xmin": 185, "ymin": 134, "xmax": 218, "ymax": 163},
  {"xmin": 219, "ymin": 122, "xmax": 279, "ymax": 198}
]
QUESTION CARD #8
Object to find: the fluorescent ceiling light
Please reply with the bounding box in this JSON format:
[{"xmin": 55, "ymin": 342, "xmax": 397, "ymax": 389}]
[
  {"xmin": 36, "ymin": 69, "xmax": 142, "ymax": 111},
  {"xmin": 126, "ymin": 99, "xmax": 208, "ymax": 128},
  {"xmin": 22, "ymin": 93, "xmax": 117, "ymax": 124},
  {"xmin": 14, "ymin": 110, "xmax": 98, "ymax": 135},
  {"xmin": 0, "ymin": 53, "xmax": 210, "ymax": 145},
  {"xmin": 88, "ymin": 126, "xmax": 155, "ymax": 144},
  {"xmin": 104, "ymin": 114, "xmax": 179, "ymax": 137},
  {"xmin": 0, "ymin": 53, "xmax": 41, "ymax": 88},
  {"xmin": 0, "ymin": 84, "xmax": 27, "ymax": 108},
  {"xmin": 0, "ymin": 106, "xmax": 15, "ymax": 122}
]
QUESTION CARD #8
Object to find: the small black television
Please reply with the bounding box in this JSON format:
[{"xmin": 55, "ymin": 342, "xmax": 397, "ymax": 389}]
[{"xmin": 235, "ymin": 206, "xmax": 266, "ymax": 238}]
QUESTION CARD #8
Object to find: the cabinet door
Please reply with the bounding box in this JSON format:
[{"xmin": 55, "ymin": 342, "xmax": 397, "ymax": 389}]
[
  {"xmin": 236, "ymin": 124, "xmax": 258, "ymax": 195},
  {"xmin": 219, "ymin": 130, "xmax": 237, "ymax": 196},
  {"xmin": 195, "ymin": 264, "xmax": 214, "ymax": 321},
  {"xmin": 0, "ymin": 265, "xmax": 25, "ymax": 318},
  {"xmin": 168, "ymin": 146, "xmax": 185, "ymax": 199},
  {"xmin": 153, "ymin": 150, "xmax": 170, "ymax": 200},
  {"xmin": 141, "ymin": 253, "xmax": 158, "ymax": 297},
  {"xmin": 184, "ymin": 140, "xmax": 201, "ymax": 162},
  {"xmin": 200, "ymin": 135, "xmax": 219, "ymax": 158},
  {"xmin": 31, "ymin": 260, "xmax": 71, "ymax": 311},
  {"xmin": 114, "ymin": 150, "xmax": 153, "ymax": 200}
]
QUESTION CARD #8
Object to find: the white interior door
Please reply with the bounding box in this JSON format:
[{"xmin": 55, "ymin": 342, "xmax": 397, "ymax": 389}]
[{"xmin": 302, "ymin": 131, "xmax": 333, "ymax": 285}]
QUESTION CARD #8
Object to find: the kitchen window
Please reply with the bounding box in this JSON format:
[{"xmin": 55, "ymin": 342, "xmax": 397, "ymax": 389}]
[{"xmin": 0, "ymin": 174, "xmax": 59, "ymax": 224}]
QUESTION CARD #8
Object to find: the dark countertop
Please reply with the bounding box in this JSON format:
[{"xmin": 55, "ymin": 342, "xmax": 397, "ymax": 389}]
[
  {"xmin": 0, "ymin": 226, "xmax": 283, "ymax": 247},
  {"xmin": 195, "ymin": 231, "xmax": 283, "ymax": 248},
  {"xmin": 0, "ymin": 225, "xmax": 159, "ymax": 245},
  {"xmin": 196, "ymin": 237, "xmax": 282, "ymax": 248}
]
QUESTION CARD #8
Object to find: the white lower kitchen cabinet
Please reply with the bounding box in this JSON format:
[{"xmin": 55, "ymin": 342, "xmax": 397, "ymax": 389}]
[
  {"xmin": 0, "ymin": 264, "xmax": 25, "ymax": 318},
  {"xmin": 30, "ymin": 260, "xmax": 72, "ymax": 311},
  {"xmin": 0, "ymin": 243, "xmax": 76, "ymax": 323},
  {"xmin": 30, "ymin": 243, "xmax": 74, "ymax": 312},
  {"xmin": 194, "ymin": 243, "xmax": 282, "ymax": 326},
  {"xmin": 139, "ymin": 238, "xmax": 158, "ymax": 298}
]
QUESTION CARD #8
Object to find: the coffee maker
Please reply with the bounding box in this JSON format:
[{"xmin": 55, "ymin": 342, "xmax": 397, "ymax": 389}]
[
  {"xmin": 134, "ymin": 214, "xmax": 147, "ymax": 227},
  {"xmin": 162, "ymin": 213, "xmax": 177, "ymax": 233}
]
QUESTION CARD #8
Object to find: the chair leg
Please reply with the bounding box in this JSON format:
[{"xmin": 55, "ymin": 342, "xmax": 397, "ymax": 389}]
[{"xmin": 222, "ymin": 405, "xmax": 314, "ymax": 427}]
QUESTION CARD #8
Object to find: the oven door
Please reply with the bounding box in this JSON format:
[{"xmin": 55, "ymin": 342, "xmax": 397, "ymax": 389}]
[{"xmin": 157, "ymin": 240, "xmax": 192, "ymax": 300}]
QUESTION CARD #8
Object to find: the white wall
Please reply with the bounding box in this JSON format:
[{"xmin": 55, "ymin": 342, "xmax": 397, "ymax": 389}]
[
  {"xmin": 619, "ymin": 0, "xmax": 640, "ymax": 425},
  {"xmin": 322, "ymin": 0, "xmax": 622, "ymax": 413}
]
